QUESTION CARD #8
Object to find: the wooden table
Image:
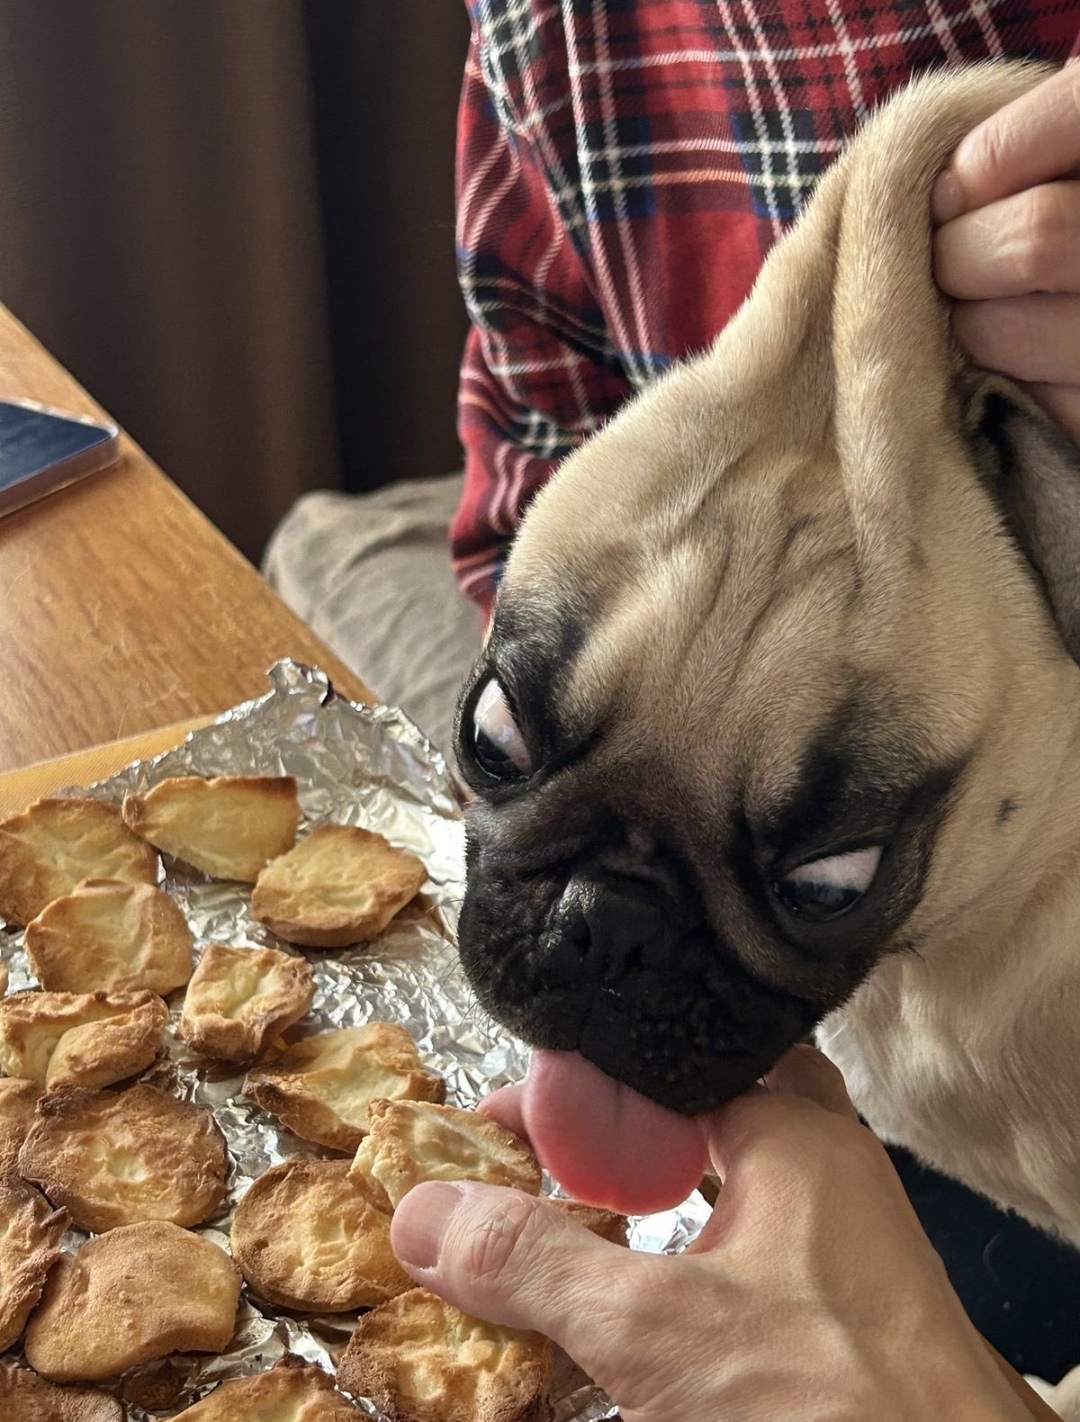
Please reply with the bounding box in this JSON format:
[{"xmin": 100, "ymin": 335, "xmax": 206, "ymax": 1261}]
[{"xmin": 0, "ymin": 303, "xmax": 372, "ymax": 774}]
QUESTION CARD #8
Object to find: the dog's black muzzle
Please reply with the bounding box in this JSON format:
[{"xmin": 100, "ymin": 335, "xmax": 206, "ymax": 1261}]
[
  {"xmin": 540, "ymin": 871, "xmax": 680, "ymax": 989},
  {"xmin": 458, "ymin": 846, "xmax": 820, "ymax": 1115}
]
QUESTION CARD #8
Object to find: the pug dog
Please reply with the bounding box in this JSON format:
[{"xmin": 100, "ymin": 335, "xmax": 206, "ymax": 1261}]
[{"xmin": 453, "ymin": 57, "xmax": 1080, "ymax": 1260}]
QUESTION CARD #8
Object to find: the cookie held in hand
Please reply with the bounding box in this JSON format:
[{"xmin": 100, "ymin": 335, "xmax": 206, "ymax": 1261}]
[
  {"xmin": 18, "ymin": 1083, "xmax": 228, "ymax": 1232},
  {"xmin": 244, "ymin": 1021, "xmax": 444, "ymax": 1152},
  {"xmin": 179, "ymin": 943, "xmax": 314, "ymax": 1062},
  {"xmin": 23, "ymin": 1220, "xmax": 240, "ymax": 1383},
  {"xmin": 0, "ymin": 796, "xmax": 158, "ymax": 926},
  {"xmin": 351, "ymin": 1098, "xmax": 542, "ymax": 1208},
  {"xmin": 337, "ymin": 1289, "xmax": 552, "ymax": 1422},
  {"xmin": 122, "ymin": 774, "xmax": 300, "ymax": 882},
  {"xmin": 549, "ymin": 1198, "xmax": 629, "ymax": 1245},
  {"xmin": 231, "ymin": 1158, "xmax": 412, "ymax": 1311},
  {"xmin": 251, "ymin": 824, "xmax": 427, "ymax": 947}
]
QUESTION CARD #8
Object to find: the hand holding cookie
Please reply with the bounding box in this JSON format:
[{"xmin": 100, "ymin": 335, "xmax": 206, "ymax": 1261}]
[{"xmin": 391, "ymin": 1049, "xmax": 1032, "ymax": 1422}]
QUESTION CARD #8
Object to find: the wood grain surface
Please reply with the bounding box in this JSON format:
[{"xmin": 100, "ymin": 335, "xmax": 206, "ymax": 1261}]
[{"xmin": 0, "ymin": 302, "xmax": 371, "ymax": 773}]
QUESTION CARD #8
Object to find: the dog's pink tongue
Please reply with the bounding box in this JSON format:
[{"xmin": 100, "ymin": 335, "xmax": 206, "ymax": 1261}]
[{"xmin": 520, "ymin": 1049, "xmax": 708, "ymax": 1214}]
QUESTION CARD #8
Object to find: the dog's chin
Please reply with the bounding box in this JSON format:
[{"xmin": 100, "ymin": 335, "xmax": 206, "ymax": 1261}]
[{"xmin": 457, "ymin": 888, "xmax": 822, "ymax": 1116}]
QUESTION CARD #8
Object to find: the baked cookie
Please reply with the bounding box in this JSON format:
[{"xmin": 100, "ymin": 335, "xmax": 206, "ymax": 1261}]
[
  {"xmin": 0, "ymin": 796, "xmax": 158, "ymax": 926},
  {"xmin": 550, "ymin": 1198, "xmax": 629, "ymax": 1245},
  {"xmin": 351, "ymin": 1099, "xmax": 542, "ymax": 1208},
  {"xmin": 18, "ymin": 1083, "xmax": 228, "ymax": 1232},
  {"xmin": 0, "ymin": 989, "xmax": 168, "ymax": 1089},
  {"xmin": 231, "ymin": 1159, "xmax": 412, "ymax": 1312},
  {"xmin": 174, "ymin": 1358, "xmax": 357, "ymax": 1418},
  {"xmin": 0, "ymin": 1076, "xmax": 42, "ymax": 1170},
  {"xmin": 25, "ymin": 878, "xmax": 194, "ymax": 995},
  {"xmin": 122, "ymin": 774, "xmax": 300, "ymax": 882},
  {"xmin": 178, "ymin": 944, "xmax": 314, "ymax": 1062},
  {"xmin": 0, "ymin": 1362, "xmax": 123, "ymax": 1422},
  {"xmin": 0, "ymin": 1175, "xmax": 67, "ymax": 1351},
  {"xmin": 244, "ymin": 1021, "xmax": 445, "ymax": 1152},
  {"xmin": 23, "ymin": 1220, "xmax": 240, "ymax": 1383},
  {"xmin": 337, "ymin": 1289, "xmax": 552, "ymax": 1422},
  {"xmin": 251, "ymin": 824, "xmax": 427, "ymax": 948}
]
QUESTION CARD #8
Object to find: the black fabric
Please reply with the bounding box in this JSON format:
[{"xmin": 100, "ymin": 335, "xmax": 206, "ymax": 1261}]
[{"xmin": 889, "ymin": 1142, "xmax": 1080, "ymax": 1383}]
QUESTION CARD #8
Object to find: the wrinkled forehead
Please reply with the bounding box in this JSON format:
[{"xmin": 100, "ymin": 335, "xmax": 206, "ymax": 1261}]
[
  {"xmin": 484, "ymin": 576, "xmax": 958, "ymax": 862},
  {"xmin": 500, "ymin": 474, "xmax": 863, "ymax": 734},
  {"xmin": 488, "ymin": 563, "xmax": 857, "ymax": 807}
]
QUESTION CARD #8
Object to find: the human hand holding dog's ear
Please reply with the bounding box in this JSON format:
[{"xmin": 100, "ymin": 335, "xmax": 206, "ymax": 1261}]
[
  {"xmin": 390, "ymin": 1047, "xmax": 1032, "ymax": 1422},
  {"xmin": 933, "ymin": 62, "xmax": 1080, "ymax": 444}
]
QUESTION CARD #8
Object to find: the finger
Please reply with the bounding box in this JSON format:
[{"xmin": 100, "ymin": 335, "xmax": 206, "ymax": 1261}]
[
  {"xmin": 951, "ymin": 293, "xmax": 1080, "ymax": 385},
  {"xmin": 762, "ymin": 1043, "xmax": 858, "ymax": 1119},
  {"xmin": 1019, "ymin": 380, "xmax": 1080, "ymax": 446},
  {"xmin": 686, "ymin": 1049, "xmax": 855, "ymax": 1252},
  {"xmin": 701, "ymin": 1052, "xmax": 882, "ymax": 1192},
  {"xmin": 933, "ymin": 65, "xmax": 1080, "ymax": 222},
  {"xmin": 390, "ymin": 1179, "xmax": 684, "ymax": 1396},
  {"xmin": 476, "ymin": 1083, "xmax": 529, "ymax": 1141},
  {"xmin": 934, "ymin": 181, "xmax": 1080, "ymax": 300}
]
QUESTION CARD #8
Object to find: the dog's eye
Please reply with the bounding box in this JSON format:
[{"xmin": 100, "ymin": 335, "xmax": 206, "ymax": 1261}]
[
  {"xmin": 774, "ymin": 845, "xmax": 882, "ymax": 922},
  {"xmin": 471, "ymin": 678, "xmax": 532, "ymax": 780}
]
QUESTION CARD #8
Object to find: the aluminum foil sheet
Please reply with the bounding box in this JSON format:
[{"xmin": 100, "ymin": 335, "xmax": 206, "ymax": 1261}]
[{"xmin": 0, "ymin": 660, "xmax": 709, "ymax": 1419}]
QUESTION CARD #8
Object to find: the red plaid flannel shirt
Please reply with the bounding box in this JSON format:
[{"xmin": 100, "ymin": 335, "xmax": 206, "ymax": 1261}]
[{"xmin": 452, "ymin": 0, "xmax": 1080, "ymax": 614}]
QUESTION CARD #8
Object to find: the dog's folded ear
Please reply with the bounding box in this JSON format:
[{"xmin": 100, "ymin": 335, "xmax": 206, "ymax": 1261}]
[{"xmin": 963, "ymin": 375, "xmax": 1080, "ymax": 664}]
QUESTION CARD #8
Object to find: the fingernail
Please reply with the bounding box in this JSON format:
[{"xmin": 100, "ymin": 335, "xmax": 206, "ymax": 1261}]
[
  {"xmin": 932, "ymin": 168, "xmax": 965, "ymax": 224},
  {"xmin": 392, "ymin": 1181, "xmax": 466, "ymax": 1271}
]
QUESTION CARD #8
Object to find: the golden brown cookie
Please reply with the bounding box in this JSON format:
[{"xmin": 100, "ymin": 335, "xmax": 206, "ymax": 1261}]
[
  {"xmin": 0, "ymin": 989, "xmax": 168, "ymax": 1089},
  {"xmin": 173, "ymin": 1358, "xmax": 357, "ymax": 1419},
  {"xmin": 351, "ymin": 1099, "xmax": 542, "ymax": 1208},
  {"xmin": 231, "ymin": 1159, "xmax": 412, "ymax": 1313},
  {"xmin": 24, "ymin": 1220, "xmax": 241, "ymax": 1383},
  {"xmin": 0, "ymin": 796, "xmax": 158, "ymax": 926},
  {"xmin": 122, "ymin": 774, "xmax": 300, "ymax": 882},
  {"xmin": 25, "ymin": 878, "xmax": 194, "ymax": 994},
  {"xmin": 244, "ymin": 1022, "xmax": 445, "ymax": 1152},
  {"xmin": 251, "ymin": 824, "xmax": 427, "ymax": 948},
  {"xmin": 0, "ymin": 1076, "xmax": 43, "ymax": 1170},
  {"xmin": 549, "ymin": 1198, "xmax": 629, "ymax": 1245},
  {"xmin": 18, "ymin": 1083, "xmax": 228, "ymax": 1232},
  {"xmin": 337, "ymin": 1289, "xmax": 552, "ymax": 1422},
  {"xmin": 0, "ymin": 958, "xmax": 7, "ymax": 995},
  {"xmin": 0, "ymin": 1175, "xmax": 67, "ymax": 1352},
  {"xmin": 0, "ymin": 1362, "xmax": 123, "ymax": 1422},
  {"xmin": 178, "ymin": 943, "xmax": 314, "ymax": 1062}
]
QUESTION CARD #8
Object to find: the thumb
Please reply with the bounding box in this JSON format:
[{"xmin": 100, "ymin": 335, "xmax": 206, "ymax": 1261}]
[
  {"xmin": 762, "ymin": 1043, "xmax": 858, "ymax": 1119},
  {"xmin": 391, "ymin": 1180, "xmax": 671, "ymax": 1370}
]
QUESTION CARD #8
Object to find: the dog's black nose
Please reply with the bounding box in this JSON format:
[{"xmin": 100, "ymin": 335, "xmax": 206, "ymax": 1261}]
[{"xmin": 546, "ymin": 873, "xmax": 675, "ymax": 986}]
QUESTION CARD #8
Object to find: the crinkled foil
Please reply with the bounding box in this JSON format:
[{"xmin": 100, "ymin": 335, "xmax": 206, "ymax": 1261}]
[{"xmin": 0, "ymin": 661, "xmax": 708, "ymax": 1419}]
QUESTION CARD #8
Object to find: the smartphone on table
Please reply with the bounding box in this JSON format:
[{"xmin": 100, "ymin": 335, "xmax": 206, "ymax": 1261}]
[{"xmin": 0, "ymin": 399, "xmax": 121, "ymax": 518}]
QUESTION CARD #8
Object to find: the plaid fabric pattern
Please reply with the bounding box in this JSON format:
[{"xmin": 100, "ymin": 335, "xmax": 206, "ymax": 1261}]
[{"xmin": 452, "ymin": 0, "xmax": 1080, "ymax": 613}]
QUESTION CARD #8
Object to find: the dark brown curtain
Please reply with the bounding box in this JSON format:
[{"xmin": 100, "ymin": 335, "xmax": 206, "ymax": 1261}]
[
  {"xmin": 0, "ymin": 1, "xmax": 470, "ymax": 562},
  {"xmin": 307, "ymin": 4, "xmax": 471, "ymax": 513}
]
